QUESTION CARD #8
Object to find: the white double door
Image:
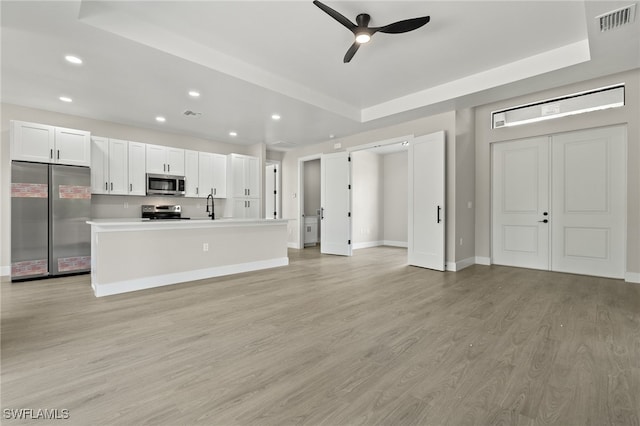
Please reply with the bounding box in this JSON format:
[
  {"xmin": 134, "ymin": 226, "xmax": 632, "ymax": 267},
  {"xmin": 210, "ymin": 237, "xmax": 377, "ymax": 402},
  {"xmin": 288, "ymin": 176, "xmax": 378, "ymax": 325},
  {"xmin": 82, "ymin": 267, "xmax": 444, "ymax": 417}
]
[{"xmin": 492, "ymin": 125, "xmax": 626, "ymax": 278}]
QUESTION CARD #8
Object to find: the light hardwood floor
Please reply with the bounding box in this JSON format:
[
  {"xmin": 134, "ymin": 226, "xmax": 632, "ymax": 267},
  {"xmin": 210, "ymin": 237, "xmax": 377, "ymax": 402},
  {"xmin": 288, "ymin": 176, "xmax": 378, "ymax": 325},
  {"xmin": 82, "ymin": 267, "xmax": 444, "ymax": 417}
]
[{"xmin": 2, "ymin": 246, "xmax": 639, "ymax": 425}]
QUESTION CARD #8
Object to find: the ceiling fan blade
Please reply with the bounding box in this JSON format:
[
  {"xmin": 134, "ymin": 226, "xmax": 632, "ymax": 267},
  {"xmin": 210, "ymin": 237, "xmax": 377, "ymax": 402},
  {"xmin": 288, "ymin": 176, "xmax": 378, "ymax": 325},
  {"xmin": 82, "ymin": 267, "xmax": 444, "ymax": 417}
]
[
  {"xmin": 313, "ymin": 0, "xmax": 356, "ymax": 32},
  {"xmin": 376, "ymin": 16, "xmax": 430, "ymax": 34},
  {"xmin": 343, "ymin": 42, "xmax": 360, "ymax": 63}
]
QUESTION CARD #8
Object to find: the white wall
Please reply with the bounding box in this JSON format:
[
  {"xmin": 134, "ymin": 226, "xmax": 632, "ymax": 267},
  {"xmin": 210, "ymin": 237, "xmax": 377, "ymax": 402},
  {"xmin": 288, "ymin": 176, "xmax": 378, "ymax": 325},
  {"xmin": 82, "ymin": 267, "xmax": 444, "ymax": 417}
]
[
  {"xmin": 383, "ymin": 151, "xmax": 408, "ymax": 245},
  {"xmin": 352, "ymin": 150, "xmax": 383, "ymax": 247},
  {"xmin": 474, "ymin": 69, "xmax": 640, "ymax": 279},
  {"xmin": 1, "ymin": 103, "xmax": 257, "ymax": 276}
]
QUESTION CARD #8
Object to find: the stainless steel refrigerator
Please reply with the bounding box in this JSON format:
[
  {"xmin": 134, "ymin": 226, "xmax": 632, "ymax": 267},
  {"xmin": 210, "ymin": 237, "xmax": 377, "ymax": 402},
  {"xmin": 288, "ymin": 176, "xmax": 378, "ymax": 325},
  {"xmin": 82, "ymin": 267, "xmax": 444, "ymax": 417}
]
[{"xmin": 11, "ymin": 161, "xmax": 91, "ymax": 280}]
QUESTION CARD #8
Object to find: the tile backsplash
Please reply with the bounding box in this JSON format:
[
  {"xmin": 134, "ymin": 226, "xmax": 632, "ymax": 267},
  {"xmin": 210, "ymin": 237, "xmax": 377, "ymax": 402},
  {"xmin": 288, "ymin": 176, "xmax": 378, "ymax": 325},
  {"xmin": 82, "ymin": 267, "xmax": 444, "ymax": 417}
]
[{"xmin": 91, "ymin": 195, "xmax": 226, "ymax": 220}]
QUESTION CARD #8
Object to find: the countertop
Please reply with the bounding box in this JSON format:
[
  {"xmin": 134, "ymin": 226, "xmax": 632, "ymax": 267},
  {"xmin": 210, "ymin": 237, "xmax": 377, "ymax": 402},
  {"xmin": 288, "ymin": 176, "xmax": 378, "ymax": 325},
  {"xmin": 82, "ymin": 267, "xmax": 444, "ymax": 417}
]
[{"xmin": 87, "ymin": 218, "xmax": 290, "ymax": 231}]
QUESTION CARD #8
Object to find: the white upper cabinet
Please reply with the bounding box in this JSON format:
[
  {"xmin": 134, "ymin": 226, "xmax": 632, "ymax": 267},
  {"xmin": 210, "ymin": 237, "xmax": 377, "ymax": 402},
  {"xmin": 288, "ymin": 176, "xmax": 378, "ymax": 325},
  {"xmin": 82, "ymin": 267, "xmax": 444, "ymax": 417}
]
[
  {"xmin": 91, "ymin": 137, "xmax": 109, "ymax": 194},
  {"xmin": 11, "ymin": 120, "xmax": 90, "ymax": 166},
  {"xmin": 212, "ymin": 153, "xmax": 227, "ymax": 198},
  {"xmin": 128, "ymin": 141, "xmax": 146, "ymax": 196},
  {"xmin": 184, "ymin": 150, "xmax": 199, "ymax": 198},
  {"xmin": 229, "ymin": 154, "xmax": 259, "ymax": 198},
  {"xmin": 197, "ymin": 152, "xmax": 227, "ymax": 198},
  {"xmin": 90, "ymin": 137, "xmax": 128, "ymax": 195},
  {"xmin": 54, "ymin": 127, "xmax": 91, "ymax": 166},
  {"xmin": 107, "ymin": 138, "xmax": 128, "ymax": 195},
  {"xmin": 146, "ymin": 144, "xmax": 185, "ymax": 176}
]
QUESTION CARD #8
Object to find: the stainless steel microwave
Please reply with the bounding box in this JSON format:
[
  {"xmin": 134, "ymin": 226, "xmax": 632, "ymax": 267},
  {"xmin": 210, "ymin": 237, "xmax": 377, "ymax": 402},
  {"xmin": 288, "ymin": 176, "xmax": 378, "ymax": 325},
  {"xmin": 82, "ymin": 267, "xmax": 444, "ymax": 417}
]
[{"xmin": 146, "ymin": 173, "xmax": 186, "ymax": 196}]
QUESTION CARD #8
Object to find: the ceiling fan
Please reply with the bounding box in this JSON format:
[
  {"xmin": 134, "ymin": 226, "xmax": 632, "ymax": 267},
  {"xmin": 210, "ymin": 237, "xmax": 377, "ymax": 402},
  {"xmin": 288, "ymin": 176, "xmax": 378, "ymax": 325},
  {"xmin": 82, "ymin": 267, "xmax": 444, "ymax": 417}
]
[{"xmin": 313, "ymin": 0, "xmax": 430, "ymax": 63}]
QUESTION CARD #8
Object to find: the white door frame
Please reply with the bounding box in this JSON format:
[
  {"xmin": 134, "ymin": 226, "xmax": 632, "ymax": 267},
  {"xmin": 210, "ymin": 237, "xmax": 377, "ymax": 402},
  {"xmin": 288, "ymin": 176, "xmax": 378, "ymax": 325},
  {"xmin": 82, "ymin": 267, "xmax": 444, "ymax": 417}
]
[
  {"xmin": 297, "ymin": 154, "xmax": 321, "ymax": 249},
  {"xmin": 296, "ymin": 135, "xmax": 413, "ymax": 251}
]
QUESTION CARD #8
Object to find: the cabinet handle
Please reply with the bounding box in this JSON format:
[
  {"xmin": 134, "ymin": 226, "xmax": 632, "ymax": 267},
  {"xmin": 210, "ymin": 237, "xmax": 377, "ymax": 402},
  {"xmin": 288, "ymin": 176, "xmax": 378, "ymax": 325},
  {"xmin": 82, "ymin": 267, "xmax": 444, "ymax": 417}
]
[
  {"xmin": 57, "ymin": 150, "xmax": 60, "ymax": 160},
  {"xmin": 437, "ymin": 206, "xmax": 442, "ymax": 223},
  {"xmin": 50, "ymin": 149, "xmax": 53, "ymax": 159},
  {"xmin": 168, "ymin": 164, "xmax": 171, "ymax": 173},
  {"xmin": 248, "ymin": 188, "xmax": 250, "ymax": 196},
  {"xmin": 130, "ymin": 183, "xmax": 133, "ymax": 192},
  {"xmin": 105, "ymin": 182, "xmax": 108, "ymax": 191},
  {"xmin": 196, "ymin": 187, "xmax": 199, "ymax": 195},
  {"xmin": 213, "ymin": 188, "xmax": 216, "ymax": 196},
  {"xmin": 164, "ymin": 164, "xmax": 166, "ymax": 172},
  {"xmin": 110, "ymin": 182, "xmax": 113, "ymax": 191}
]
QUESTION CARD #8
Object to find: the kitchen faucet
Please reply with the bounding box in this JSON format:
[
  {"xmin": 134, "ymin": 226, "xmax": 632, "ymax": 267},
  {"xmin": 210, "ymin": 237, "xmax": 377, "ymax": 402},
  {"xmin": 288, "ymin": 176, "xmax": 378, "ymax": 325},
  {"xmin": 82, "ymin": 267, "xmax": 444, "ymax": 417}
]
[{"xmin": 206, "ymin": 193, "xmax": 215, "ymax": 220}]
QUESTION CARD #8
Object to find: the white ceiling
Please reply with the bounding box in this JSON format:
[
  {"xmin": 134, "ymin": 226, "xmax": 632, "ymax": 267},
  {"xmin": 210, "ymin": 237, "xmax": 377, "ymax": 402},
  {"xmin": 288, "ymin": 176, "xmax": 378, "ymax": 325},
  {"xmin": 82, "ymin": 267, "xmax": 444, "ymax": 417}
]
[{"xmin": 2, "ymin": 1, "xmax": 639, "ymax": 150}]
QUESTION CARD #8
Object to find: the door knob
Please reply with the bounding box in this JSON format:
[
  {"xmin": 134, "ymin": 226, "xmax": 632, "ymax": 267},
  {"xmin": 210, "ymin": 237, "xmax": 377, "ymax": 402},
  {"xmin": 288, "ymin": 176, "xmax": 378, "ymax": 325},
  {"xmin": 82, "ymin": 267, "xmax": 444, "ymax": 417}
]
[{"xmin": 538, "ymin": 219, "xmax": 548, "ymax": 223}]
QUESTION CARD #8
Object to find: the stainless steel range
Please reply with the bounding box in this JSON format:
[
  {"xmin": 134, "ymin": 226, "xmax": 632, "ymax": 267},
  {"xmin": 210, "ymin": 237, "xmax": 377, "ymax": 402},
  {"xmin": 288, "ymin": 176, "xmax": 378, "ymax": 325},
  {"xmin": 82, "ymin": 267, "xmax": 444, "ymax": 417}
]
[{"xmin": 141, "ymin": 205, "xmax": 187, "ymax": 220}]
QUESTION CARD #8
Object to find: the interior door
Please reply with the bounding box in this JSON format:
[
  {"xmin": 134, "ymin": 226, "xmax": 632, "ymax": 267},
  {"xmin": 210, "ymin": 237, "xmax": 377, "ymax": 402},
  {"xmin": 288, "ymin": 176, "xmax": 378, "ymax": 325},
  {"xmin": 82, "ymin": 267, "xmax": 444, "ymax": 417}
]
[
  {"xmin": 408, "ymin": 131, "xmax": 446, "ymax": 270},
  {"xmin": 492, "ymin": 126, "xmax": 626, "ymax": 279},
  {"xmin": 492, "ymin": 137, "xmax": 550, "ymax": 270},
  {"xmin": 321, "ymin": 151, "xmax": 352, "ymax": 256},
  {"xmin": 551, "ymin": 126, "xmax": 626, "ymax": 278}
]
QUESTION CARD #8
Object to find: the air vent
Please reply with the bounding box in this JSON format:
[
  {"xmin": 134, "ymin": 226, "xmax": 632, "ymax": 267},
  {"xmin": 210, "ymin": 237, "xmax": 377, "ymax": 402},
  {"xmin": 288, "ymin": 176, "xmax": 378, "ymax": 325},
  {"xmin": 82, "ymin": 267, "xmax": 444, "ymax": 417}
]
[
  {"xmin": 268, "ymin": 140, "xmax": 297, "ymax": 151},
  {"xmin": 596, "ymin": 4, "xmax": 636, "ymax": 32},
  {"xmin": 183, "ymin": 110, "xmax": 202, "ymax": 117}
]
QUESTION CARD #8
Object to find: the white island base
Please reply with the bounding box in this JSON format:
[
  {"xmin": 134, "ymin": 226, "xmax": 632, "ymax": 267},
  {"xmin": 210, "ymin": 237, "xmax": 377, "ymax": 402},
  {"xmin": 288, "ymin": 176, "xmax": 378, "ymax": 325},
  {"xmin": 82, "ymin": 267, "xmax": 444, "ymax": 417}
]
[{"xmin": 87, "ymin": 219, "xmax": 289, "ymax": 297}]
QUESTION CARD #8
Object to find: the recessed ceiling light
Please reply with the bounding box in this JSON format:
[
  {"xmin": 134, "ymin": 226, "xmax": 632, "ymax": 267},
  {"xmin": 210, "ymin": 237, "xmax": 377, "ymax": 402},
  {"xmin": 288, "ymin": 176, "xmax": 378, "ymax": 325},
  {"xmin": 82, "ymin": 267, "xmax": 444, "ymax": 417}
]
[
  {"xmin": 188, "ymin": 90, "xmax": 200, "ymax": 98},
  {"xmin": 59, "ymin": 96, "xmax": 72, "ymax": 103},
  {"xmin": 229, "ymin": 131, "xmax": 237, "ymax": 137},
  {"xmin": 65, "ymin": 55, "xmax": 83, "ymax": 65},
  {"xmin": 155, "ymin": 116, "xmax": 166, "ymax": 123},
  {"xmin": 271, "ymin": 114, "xmax": 281, "ymax": 120}
]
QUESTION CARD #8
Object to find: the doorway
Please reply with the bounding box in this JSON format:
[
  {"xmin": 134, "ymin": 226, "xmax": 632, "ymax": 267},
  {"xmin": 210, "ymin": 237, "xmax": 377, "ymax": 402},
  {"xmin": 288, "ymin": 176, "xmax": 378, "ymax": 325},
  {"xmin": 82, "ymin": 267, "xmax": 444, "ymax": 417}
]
[{"xmin": 492, "ymin": 125, "xmax": 626, "ymax": 278}]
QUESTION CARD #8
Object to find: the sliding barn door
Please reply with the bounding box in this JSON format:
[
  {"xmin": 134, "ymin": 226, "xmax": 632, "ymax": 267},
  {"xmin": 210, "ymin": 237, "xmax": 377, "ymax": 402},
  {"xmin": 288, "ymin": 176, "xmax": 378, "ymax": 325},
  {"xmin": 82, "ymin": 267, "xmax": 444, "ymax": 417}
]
[
  {"xmin": 320, "ymin": 151, "xmax": 352, "ymax": 256},
  {"xmin": 408, "ymin": 131, "xmax": 445, "ymax": 271}
]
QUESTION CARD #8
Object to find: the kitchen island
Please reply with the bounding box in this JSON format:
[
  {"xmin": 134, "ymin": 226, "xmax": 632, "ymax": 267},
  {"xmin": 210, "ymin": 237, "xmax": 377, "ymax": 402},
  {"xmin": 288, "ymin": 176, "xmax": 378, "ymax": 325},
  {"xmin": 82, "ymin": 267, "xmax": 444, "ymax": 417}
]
[{"xmin": 87, "ymin": 218, "xmax": 289, "ymax": 297}]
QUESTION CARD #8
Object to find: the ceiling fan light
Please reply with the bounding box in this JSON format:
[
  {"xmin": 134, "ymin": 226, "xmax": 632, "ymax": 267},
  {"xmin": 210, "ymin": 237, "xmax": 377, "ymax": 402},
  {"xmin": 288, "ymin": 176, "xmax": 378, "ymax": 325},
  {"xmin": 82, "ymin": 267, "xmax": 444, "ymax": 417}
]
[{"xmin": 355, "ymin": 33, "xmax": 370, "ymax": 44}]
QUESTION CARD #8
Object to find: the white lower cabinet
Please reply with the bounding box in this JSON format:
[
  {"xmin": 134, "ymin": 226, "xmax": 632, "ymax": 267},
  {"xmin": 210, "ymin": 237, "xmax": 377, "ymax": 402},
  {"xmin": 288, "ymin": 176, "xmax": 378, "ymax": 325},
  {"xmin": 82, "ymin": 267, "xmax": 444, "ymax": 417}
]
[{"xmin": 232, "ymin": 198, "xmax": 260, "ymax": 218}]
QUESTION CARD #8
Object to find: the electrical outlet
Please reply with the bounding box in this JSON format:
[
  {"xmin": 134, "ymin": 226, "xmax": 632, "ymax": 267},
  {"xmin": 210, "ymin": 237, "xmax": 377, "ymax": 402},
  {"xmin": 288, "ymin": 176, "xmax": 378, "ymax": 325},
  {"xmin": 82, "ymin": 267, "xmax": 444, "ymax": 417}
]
[{"xmin": 203, "ymin": 243, "xmax": 209, "ymax": 252}]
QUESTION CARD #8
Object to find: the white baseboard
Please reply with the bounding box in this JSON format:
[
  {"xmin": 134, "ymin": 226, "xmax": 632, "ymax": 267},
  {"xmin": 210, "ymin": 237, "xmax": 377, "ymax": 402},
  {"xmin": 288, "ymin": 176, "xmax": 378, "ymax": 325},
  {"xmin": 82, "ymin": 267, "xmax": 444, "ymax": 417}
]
[
  {"xmin": 1, "ymin": 265, "xmax": 9, "ymax": 277},
  {"xmin": 94, "ymin": 257, "xmax": 289, "ymax": 297},
  {"xmin": 446, "ymin": 257, "xmax": 476, "ymax": 272},
  {"xmin": 353, "ymin": 241, "xmax": 383, "ymax": 250},
  {"xmin": 383, "ymin": 240, "xmax": 408, "ymax": 248},
  {"xmin": 287, "ymin": 242, "xmax": 300, "ymax": 249},
  {"xmin": 626, "ymin": 272, "xmax": 640, "ymax": 284},
  {"xmin": 475, "ymin": 256, "xmax": 491, "ymax": 266}
]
